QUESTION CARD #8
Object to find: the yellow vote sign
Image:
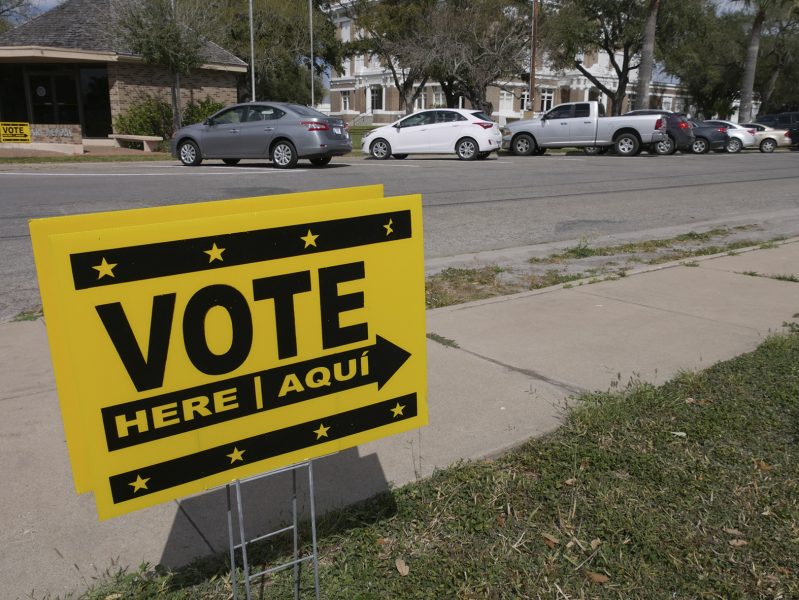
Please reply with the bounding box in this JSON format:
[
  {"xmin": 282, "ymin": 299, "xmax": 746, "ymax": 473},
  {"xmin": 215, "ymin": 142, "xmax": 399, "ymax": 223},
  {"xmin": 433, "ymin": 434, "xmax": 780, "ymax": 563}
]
[
  {"xmin": 30, "ymin": 186, "xmax": 427, "ymax": 520},
  {"xmin": 0, "ymin": 122, "xmax": 31, "ymax": 143}
]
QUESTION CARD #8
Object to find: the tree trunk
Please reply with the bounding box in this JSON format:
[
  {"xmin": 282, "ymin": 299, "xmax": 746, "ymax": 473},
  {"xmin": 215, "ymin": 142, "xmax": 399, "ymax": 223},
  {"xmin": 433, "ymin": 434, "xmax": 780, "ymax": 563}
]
[
  {"xmin": 634, "ymin": 0, "xmax": 660, "ymax": 110},
  {"xmin": 171, "ymin": 73, "xmax": 181, "ymax": 133},
  {"xmin": 739, "ymin": 7, "xmax": 766, "ymax": 123}
]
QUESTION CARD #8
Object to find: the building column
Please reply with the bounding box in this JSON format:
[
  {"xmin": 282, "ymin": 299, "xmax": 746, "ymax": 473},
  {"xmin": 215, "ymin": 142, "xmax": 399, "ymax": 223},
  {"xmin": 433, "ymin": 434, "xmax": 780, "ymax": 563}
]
[{"xmin": 365, "ymin": 85, "xmax": 372, "ymax": 114}]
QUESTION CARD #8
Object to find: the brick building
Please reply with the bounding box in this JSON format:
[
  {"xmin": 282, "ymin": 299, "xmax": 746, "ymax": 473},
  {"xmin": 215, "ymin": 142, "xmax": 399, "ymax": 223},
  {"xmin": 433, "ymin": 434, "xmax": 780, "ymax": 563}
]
[{"xmin": 0, "ymin": 0, "xmax": 246, "ymax": 140}]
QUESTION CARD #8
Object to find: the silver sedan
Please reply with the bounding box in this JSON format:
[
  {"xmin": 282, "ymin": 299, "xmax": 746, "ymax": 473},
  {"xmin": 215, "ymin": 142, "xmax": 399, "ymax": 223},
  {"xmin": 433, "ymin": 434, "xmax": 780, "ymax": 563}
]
[
  {"xmin": 171, "ymin": 102, "xmax": 352, "ymax": 168},
  {"xmin": 741, "ymin": 123, "xmax": 793, "ymax": 153}
]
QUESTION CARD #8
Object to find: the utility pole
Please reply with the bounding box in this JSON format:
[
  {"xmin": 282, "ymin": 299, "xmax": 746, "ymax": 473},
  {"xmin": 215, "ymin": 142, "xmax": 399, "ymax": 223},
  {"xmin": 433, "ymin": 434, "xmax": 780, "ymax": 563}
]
[
  {"xmin": 249, "ymin": 0, "xmax": 256, "ymax": 101},
  {"xmin": 309, "ymin": 0, "xmax": 315, "ymax": 106},
  {"xmin": 528, "ymin": 0, "xmax": 538, "ymax": 115}
]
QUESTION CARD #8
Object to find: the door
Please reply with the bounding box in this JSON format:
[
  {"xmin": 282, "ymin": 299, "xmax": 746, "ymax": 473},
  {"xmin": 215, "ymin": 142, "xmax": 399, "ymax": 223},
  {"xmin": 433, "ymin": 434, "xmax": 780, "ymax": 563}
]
[
  {"xmin": 236, "ymin": 104, "xmax": 284, "ymax": 157},
  {"xmin": 28, "ymin": 72, "xmax": 80, "ymax": 124},
  {"xmin": 392, "ymin": 111, "xmax": 437, "ymax": 153},
  {"xmin": 201, "ymin": 106, "xmax": 248, "ymax": 157},
  {"xmin": 538, "ymin": 103, "xmax": 573, "ymax": 145},
  {"xmin": 429, "ymin": 110, "xmax": 468, "ymax": 152},
  {"xmin": 569, "ymin": 103, "xmax": 596, "ymax": 144}
]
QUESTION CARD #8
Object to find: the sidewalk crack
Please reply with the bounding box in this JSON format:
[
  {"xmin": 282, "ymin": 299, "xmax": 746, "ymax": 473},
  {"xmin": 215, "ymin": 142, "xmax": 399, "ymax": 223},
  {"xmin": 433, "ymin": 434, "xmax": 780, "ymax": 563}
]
[{"xmin": 454, "ymin": 346, "xmax": 587, "ymax": 396}]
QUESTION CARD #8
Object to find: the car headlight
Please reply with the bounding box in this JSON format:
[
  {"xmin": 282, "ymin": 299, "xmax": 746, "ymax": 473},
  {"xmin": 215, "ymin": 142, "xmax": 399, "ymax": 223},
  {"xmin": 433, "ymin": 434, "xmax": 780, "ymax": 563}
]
[{"xmin": 500, "ymin": 127, "xmax": 511, "ymax": 137}]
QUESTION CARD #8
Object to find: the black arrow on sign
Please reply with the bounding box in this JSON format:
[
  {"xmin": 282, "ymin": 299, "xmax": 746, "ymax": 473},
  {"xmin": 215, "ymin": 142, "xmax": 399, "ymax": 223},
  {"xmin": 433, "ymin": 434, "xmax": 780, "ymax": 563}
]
[{"xmin": 102, "ymin": 335, "xmax": 412, "ymax": 451}]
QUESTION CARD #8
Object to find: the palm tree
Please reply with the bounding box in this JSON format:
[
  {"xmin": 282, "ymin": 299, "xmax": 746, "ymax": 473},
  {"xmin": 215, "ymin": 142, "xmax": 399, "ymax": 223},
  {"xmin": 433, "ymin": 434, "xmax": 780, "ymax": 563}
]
[
  {"xmin": 738, "ymin": 0, "xmax": 797, "ymax": 122},
  {"xmin": 634, "ymin": 0, "xmax": 660, "ymax": 110}
]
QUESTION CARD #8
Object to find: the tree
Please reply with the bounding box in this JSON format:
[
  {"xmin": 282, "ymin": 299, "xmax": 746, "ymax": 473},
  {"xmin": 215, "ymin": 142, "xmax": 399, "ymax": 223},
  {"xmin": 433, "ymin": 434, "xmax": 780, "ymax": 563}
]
[
  {"xmin": 0, "ymin": 0, "xmax": 34, "ymax": 33},
  {"xmin": 660, "ymin": 5, "xmax": 747, "ymax": 117},
  {"xmin": 209, "ymin": 0, "xmax": 342, "ymax": 105},
  {"xmin": 341, "ymin": 0, "xmax": 436, "ymax": 114},
  {"xmin": 755, "ymin": 10, "xmax": 799, "ymax": 112},
  {"xmin": 539, "ymin": 0, "xmax": 649, "ymax": 114},
  {"xmin": 112, "ymin": 0, "xmax": 210, "ymax": 132},
  {"xmin": 738, "ymin": 0, "xmax": 798, "ymax": 120},
  {"xmin": 634, "ymin": 0, "xmax": 660, "ymax": 109},
  {"xmin": 429, "ymin": 0, "xmax": 530, "ymax": 113}
]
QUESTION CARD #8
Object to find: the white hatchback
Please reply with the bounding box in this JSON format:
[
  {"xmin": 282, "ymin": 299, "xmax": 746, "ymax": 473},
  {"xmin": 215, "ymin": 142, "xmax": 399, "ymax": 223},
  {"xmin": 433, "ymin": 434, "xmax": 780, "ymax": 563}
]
[{"xmin": 361, "ymin": 108, "xmax": 502, "ymax": 160}]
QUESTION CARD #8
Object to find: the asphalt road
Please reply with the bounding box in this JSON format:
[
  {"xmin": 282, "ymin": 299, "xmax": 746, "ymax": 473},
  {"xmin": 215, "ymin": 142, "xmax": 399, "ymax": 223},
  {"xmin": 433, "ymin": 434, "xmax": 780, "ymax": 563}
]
[{"xmin": 1, "ymin": 150, "xmax": 798, "ymax": 320}]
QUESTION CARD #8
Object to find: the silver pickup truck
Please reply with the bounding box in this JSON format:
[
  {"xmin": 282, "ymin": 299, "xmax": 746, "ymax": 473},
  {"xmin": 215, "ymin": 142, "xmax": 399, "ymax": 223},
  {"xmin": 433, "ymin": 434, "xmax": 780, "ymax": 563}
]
[{"xmin": 502, "ymin": 101, "xmax": 667, "ymax": 156}]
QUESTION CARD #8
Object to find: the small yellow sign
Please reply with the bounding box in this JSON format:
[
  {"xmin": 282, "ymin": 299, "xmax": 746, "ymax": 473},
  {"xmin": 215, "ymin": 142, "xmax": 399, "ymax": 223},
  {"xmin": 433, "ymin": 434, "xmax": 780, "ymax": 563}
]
[
  {"xmin": 0, "ymin": 122, "xmax": 31, "ymax": 143},
  {"xmin": 30, "ymin": 186, "xmax": 428, "ymax": 519}
]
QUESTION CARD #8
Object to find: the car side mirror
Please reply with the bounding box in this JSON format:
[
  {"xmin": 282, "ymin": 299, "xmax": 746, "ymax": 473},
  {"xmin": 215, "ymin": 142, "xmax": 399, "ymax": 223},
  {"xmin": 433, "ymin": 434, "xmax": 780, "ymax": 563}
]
[
  {"xmin": 541, "ymin": 113, "xmax": 548, "ymax": 121},
  {"xmin": 394, "ymin": 123, "xmax": 401, "ymax": 130},
  {"xmin": 204, "ymin": 118, "xmax": 214, "ymax": 126}
]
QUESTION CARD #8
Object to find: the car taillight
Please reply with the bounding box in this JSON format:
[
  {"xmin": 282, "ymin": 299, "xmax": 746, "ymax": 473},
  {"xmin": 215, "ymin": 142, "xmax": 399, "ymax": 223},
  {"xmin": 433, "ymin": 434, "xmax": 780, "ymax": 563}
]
[
  {"xmin": 655, "ymin": 118, "xmax": 664, "ymax": 130},
  {"xmin": 717, "ymin": 127, "xmax": 727, "ymax": 133},
  {"xmin": 678, "ymin": 121, "xmax": 690, "ymax": 129},
  {"xmin": 302, "ymin": 121, "xmax": 330, "ymax": 131},
  {"xmin": 474, "ymin": 122, "xmax": 494, "ymax": 129},
  {"xmin": 785, "ymin": 131, "xmax": 792, "ymax": 138}
]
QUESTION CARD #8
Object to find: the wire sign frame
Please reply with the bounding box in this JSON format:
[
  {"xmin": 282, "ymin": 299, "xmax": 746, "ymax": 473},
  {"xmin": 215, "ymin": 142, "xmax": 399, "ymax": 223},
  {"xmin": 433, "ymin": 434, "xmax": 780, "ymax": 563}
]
[{"xmin": 227, "ymin": 460, "xmax": 321, "ymax": 600}]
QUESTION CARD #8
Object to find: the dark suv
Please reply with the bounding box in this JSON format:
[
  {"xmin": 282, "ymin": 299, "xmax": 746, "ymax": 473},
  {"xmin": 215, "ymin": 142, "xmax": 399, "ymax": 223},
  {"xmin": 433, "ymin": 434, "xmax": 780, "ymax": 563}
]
[
  {"xmin": 755, "ymin": 112, "xmax": 799, "ymax": 129},
  {"xmin": 624, "ymin": 109, "xmax": 695, "ymax": 154}
]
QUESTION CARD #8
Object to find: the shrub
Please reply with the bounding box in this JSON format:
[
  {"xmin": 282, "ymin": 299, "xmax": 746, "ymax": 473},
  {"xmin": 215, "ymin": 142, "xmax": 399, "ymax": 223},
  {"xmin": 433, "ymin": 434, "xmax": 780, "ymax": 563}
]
[
  {"xmin": 113, "ymin": 96, "xmax": 173, "ymax": 140},
  {"xmin": 182, "ymin": 97, "xmax": 226, "ymax": 126}
]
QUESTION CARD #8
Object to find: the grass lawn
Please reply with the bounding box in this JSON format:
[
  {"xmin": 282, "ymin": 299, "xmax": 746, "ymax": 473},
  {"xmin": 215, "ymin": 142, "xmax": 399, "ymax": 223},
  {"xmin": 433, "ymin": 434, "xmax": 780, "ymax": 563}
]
[{"xmin": 71, "ymin": 330, "xmax": 799, "ymax": 600}]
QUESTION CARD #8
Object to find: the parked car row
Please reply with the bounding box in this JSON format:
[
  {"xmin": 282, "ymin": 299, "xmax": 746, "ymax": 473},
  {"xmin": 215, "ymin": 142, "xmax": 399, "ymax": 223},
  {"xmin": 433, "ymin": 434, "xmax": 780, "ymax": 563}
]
[{"xmin": 170, "ymin": 101, "xmax": 798, "ymax": 168}]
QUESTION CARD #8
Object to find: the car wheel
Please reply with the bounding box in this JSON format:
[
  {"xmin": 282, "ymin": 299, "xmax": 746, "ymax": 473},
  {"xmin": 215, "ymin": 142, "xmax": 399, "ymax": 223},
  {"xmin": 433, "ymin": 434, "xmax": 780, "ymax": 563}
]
[
  {"xmin": 614, "ymin": 133, "xmax": 640, "ymax": 157},
  {"xmin": 691, "ymin": 138, "xmax": 709, "ymax": 154},
  {"xmin": 370, "ymin": 138, "xmax": 391, "ymax": 160},
  {"xmin": 178, "ymin": 140, "xmax": 202, "ymax": 166},
  {"xmin": 477, "ymin": 151, "xmax": 491, "ymax": 160},
  {"xmin": 511, "ymin": 133, "xmax": 535, "ymax": 156},
  {"xmin": 310, "ymin": 156, "xmax": 332, "ymax": 167},
  {"xmin": 759, "ymin": 138, "xmax": 777, "ymax": 153},
  {"xmin": 456, "ymin": 137, "xmax": 478, "ymax": 160},
  {"xmin": 654, "ymin": 135, "xmax": 676, "ymax": 155},
  {"xmin": 726, "ymin": 137, "xmax": 743, "ymax": 153},
  {"xmin": 392, "ymin": 154, "xmax": 408, "ymax": 160},
  {"xmin": 271, "ymin": 140, "xmax": 298, "ymax": 168},
  {"xmin": 222, "ymin": 158, "xmax": 240, "ymax": 165}
]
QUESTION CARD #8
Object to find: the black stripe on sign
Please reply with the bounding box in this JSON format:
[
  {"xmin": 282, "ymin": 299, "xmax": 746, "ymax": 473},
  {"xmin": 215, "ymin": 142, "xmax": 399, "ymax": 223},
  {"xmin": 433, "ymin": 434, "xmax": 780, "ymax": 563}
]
[
  {"xmin": 71, "ymin": 210, "xmax": 411, "ymax": 290},
  {"xmin": 109, "ymin": 393, "xmax": 417, "ymax": 504}
]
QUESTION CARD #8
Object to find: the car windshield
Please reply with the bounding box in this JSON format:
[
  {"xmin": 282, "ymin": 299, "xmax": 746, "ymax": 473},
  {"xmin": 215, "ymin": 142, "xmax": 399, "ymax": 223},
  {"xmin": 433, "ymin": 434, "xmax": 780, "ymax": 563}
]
[{"xmin": 287, "ymin": 104, "xmax": 328, "ymax": 118}]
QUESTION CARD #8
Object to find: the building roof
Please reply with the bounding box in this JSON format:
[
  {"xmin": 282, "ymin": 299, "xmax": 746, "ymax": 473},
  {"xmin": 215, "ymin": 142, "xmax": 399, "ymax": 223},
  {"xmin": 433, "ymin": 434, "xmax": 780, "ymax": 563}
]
[{"xmin": 0, "ymin": 0, "xmax": 246, "ymax": 69}]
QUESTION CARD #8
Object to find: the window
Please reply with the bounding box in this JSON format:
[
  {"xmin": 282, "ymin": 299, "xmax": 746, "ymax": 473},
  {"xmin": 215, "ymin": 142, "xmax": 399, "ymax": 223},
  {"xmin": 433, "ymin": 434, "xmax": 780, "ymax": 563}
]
[
  {"xmin": 539, "ymin": 88, "xmax": 554, "ymax": 112},
  {"xmin": 213, "ymin": 107, "xmax": 247, "ymax": 124},
  {"xmin": 433, "ymin": 90, "xmax": 446, "ymax": 107},
  {"xmin": 247, "ymin": 105, "xmax": 284, "ymax": 121},
  {"xmin": 499, "ymin": 91, "xmax": 514, "ymax": 112},
  {"xmin": 400, "ymin": 111, "xmax": 435, "ymax": 128},
  {"xmin": 546, "ymin": 104, "xmax": 573, "ymax": 119},
  {"xmin": 414, "ymin": 91, "xmax": 425, "ymax": 110},
  {"xmin": 436, "ymin": 110, "xmax": 466, "ymax": 123},
  {"xmin": 663, "ymin": 97, "xmax": 672, "ymax": 111},
  {"xmin": 341, "ymin": 91, "xmax": 350, "ymax": 112},
  {"xmin": 340, "ymin": 20, "xmax": 350, "ymax": 42},
  {"xmin": 574, "ymin": 103, "xmax": 590, "ymax": 118},
  {"xmin": 521, "ymin": 91, "xmax": 530, "ymax": 111},
  {"xmin": 370, "ymin": 86, "xmax": 383, "ymax": 111}
]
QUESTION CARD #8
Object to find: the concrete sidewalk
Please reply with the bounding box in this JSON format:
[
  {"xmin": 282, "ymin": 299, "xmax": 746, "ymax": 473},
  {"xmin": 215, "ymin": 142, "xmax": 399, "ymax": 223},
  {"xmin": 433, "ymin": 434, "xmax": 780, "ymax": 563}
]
[{"xmin": 2, "ymin": 241, "xmax": 799, "ymax": 599}]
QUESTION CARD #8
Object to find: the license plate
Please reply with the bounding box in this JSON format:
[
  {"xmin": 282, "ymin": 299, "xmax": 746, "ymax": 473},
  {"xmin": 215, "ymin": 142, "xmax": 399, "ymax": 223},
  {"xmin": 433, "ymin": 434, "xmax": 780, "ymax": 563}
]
[{"xmin": 333, "ymin": 127, "xmax": 342, "ymax": 135}]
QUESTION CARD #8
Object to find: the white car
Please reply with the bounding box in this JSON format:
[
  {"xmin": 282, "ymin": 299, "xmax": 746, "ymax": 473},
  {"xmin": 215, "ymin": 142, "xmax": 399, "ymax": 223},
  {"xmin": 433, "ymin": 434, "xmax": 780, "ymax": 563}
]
[
  {"xmin": 361, "ymin": 108, "xmax": 502, "ymax": 160},
  {"xmin": 703, "ymin": 120, "xmax": 757, "ymax": 153},
  {"xmin": 741, "ymin": 123, "xmax": 793, "ymax": 153}
]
